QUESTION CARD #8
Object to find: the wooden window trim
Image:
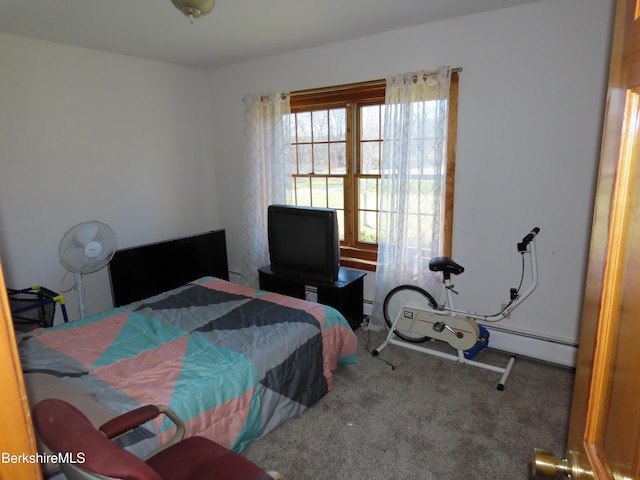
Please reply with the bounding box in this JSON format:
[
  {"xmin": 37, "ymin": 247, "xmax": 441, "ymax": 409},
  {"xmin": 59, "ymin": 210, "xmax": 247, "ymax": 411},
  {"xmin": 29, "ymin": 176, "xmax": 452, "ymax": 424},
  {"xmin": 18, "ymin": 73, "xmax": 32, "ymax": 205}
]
[
  {"xmin": 289, "ymin": 72, "xmax": 459, "ymax": 272},
  {"xmin": 340, "ymin": 245, "xmax": 378, "ymax": 272},
  {"xmin": 290, "ymin": 81, "xmax": 386, "ymax": 111},
  {"xmin": 444, "ymin": 72, "xmax": 459, "ymax": 258}
]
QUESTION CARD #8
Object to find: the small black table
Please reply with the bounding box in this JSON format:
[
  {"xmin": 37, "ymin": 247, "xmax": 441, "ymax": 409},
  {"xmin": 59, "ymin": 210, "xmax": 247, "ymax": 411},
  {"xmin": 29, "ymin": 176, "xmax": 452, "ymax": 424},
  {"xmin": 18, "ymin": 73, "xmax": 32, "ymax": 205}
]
[{"xmin": 258, "ymin": 265, "xmax": 366, "ymax": 331}]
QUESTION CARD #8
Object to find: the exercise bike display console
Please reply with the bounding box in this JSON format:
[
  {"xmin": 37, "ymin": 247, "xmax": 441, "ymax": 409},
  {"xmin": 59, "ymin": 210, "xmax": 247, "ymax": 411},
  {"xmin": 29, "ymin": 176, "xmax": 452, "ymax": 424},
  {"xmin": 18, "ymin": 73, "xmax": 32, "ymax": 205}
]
[{"xmin": 373, "ymin": 227, "xmax": 541, "ymax": 390}]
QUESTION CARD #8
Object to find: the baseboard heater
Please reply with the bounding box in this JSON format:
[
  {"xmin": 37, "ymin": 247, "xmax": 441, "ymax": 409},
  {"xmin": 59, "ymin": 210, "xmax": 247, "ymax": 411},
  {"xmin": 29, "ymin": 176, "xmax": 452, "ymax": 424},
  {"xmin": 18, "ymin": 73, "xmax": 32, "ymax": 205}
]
[{"xmin": 481, "ymin": 324, "xmax": 577, "ymax": 368}]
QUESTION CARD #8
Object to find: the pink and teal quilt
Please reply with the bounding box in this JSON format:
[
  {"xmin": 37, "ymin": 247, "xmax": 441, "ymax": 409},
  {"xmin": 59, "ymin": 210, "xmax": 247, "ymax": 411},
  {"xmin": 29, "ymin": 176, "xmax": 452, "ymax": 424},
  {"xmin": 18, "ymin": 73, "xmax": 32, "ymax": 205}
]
[{"xmin": 19, "ymin": 277, "xmax": 357, "ymax": 460}]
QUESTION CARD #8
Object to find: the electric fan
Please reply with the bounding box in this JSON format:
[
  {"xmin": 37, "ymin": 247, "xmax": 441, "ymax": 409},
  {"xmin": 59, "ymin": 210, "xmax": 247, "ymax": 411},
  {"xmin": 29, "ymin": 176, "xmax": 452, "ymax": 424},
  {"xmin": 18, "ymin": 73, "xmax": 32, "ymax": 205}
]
[{"xmin": 58, "ymin": 221, "xmax": 117, "ymax": 319}]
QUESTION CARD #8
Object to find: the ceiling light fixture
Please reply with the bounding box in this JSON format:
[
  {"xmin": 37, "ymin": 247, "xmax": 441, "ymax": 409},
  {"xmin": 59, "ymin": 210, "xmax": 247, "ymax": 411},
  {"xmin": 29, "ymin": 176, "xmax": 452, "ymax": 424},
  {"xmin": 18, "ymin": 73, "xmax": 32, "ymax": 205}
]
[{"xmin": 171, "ymin": 0, "xmax": 215, "ymax": 23}]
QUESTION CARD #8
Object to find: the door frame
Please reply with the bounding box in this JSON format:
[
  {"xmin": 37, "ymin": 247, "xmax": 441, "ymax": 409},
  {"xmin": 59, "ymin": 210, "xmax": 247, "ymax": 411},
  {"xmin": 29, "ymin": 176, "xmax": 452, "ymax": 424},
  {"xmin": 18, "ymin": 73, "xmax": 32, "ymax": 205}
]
[{"xmin": 0, "ymin": 259, "xmax": 43, "ymax": 479}]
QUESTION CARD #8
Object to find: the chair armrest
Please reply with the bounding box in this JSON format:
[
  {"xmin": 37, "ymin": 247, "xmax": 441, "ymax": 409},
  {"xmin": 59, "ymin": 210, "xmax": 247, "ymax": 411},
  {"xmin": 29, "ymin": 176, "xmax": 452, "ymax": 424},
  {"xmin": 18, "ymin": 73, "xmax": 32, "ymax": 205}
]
[
  {"xmin": 99, "ymin": 405, "xmax": 161, "ymax": 438},
  {"xmin": 99, "ymin": 405, "xmax": 185, "ymax": 459},
  {"xmin": 100, "ymin": 405, "xmax": 184, "ymax": 460}
]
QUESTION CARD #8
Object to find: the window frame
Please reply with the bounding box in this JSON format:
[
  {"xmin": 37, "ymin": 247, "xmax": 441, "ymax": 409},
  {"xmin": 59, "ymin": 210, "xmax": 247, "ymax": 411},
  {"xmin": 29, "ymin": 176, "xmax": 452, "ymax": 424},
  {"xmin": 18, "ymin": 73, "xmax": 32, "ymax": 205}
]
[{"xmin": 288, "ymin": 72, "xmax": 459, "ymax": 271}]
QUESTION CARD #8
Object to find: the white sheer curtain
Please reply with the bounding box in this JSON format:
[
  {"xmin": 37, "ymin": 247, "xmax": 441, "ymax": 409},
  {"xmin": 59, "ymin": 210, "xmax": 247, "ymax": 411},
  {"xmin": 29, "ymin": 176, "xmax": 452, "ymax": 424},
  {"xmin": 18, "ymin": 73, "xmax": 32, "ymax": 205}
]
[
  {"xmin": 240, "ymin": 93, "xmax": 292, "ymax": 287},
  {"xmin": 370, "ymin": 66, "xmax": 452, "ymax": 330}
]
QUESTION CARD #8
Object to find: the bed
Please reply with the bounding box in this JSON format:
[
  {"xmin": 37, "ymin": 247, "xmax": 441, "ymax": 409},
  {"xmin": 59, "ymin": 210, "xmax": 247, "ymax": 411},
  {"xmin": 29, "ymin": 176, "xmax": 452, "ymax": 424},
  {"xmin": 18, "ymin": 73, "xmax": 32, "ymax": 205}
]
[{"xmin": 17, "ymin": 230, "xmax": 358, "ymax": 476}]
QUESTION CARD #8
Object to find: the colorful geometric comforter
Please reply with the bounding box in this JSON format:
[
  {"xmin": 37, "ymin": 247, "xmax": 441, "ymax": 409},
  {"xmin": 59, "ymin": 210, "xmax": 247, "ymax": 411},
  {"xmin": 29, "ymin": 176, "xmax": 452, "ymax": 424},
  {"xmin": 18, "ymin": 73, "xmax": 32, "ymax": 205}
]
[{"xmin": 19, "ymin": 276, "xmax": 358, "ymax": 460}]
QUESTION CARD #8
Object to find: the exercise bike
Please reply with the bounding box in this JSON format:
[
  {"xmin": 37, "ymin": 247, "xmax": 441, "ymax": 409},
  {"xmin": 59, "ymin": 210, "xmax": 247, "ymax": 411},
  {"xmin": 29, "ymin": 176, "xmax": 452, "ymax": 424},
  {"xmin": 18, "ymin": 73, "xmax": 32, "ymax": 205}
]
[{"xmin": 372, "ymin": 227, "xmax": 540, "ymax": 390}]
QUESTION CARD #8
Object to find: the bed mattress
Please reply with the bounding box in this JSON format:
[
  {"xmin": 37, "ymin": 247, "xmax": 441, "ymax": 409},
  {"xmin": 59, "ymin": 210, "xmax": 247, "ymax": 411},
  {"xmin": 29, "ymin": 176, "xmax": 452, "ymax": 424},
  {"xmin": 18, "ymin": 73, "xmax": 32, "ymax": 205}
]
[{"xmin": 19, "ymin": 276, "xmax": 358, "ymax": 465}]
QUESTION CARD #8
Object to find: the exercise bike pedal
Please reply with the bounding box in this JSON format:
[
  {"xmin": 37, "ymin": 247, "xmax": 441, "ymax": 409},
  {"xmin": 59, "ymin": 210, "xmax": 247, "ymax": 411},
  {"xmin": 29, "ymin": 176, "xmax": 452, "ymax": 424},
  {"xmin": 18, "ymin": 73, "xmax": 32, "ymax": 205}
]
[{"xmin": 433, "ymin": 321, "xmax": 464, "ymax": 339}]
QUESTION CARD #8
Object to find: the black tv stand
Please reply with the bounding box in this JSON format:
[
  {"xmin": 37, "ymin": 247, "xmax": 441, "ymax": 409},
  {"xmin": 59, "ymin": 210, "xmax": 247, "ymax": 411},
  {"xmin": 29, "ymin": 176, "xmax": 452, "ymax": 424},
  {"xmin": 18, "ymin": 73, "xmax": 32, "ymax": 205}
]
[{"xmin": 258, "ymin": 266, "xmax": 365, "ymax": 331}]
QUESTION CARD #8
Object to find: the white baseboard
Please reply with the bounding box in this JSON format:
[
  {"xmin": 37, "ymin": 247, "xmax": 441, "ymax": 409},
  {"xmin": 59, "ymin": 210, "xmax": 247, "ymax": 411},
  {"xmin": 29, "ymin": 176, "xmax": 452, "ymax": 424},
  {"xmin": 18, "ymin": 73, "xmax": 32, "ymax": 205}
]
[{"xmin": 483, "ymin": 325, "xmax": 577, "ymax": 368}]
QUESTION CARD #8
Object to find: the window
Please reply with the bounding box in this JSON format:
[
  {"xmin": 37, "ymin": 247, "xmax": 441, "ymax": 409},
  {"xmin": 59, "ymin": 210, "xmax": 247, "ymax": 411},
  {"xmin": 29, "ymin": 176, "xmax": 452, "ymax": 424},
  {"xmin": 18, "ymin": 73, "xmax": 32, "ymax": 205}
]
[{"xmin": 286, "ymin": 73, "xmax": 458, "ymax": 271}]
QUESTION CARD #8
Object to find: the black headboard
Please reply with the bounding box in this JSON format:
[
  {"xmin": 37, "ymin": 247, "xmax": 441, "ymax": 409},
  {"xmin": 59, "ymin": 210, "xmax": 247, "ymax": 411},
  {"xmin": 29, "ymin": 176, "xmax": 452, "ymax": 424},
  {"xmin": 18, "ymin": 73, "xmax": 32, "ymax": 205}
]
[{"xmin": 108, "ymin": 229, "xmax": 229, "ymax": 307}]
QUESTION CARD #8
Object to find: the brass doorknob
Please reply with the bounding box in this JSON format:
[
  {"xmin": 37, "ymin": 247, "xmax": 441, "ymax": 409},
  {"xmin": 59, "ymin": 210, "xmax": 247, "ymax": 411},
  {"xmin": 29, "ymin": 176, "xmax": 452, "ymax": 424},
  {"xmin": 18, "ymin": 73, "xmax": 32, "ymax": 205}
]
[
  {"xmin": 531, "ymin": 448, "xmax": 592, "ymax": 479},
  {"xmin": 531, "ymin": 448, "xmax": 571, "ymax": 478}
]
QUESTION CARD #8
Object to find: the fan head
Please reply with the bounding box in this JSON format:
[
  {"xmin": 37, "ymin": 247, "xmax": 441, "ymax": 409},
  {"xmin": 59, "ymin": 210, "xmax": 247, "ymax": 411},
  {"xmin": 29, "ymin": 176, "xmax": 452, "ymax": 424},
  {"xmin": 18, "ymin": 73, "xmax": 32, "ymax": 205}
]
[{"xmin": 59, "ymin": 221, "xmax": 117, "ymax": 274}]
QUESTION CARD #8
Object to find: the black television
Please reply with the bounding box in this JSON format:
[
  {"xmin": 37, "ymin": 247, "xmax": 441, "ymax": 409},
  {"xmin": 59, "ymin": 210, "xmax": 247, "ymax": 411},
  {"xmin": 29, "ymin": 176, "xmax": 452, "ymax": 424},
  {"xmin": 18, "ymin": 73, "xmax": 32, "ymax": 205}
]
[{"xmin": 268, "ymin": 204, "xmax": 340, "ymax": 283}]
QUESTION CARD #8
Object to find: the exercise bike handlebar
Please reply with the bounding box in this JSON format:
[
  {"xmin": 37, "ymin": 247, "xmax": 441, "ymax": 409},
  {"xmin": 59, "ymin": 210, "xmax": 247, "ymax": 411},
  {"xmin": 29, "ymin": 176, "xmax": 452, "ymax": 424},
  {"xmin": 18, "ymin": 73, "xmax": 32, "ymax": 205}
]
[
  {"xmin": 464, "ymin": 226, "xmax": 540, "ymax": 321},
  {"xmin": 518, "ymin": 227, "xmax": 540, "ymax": 252}
]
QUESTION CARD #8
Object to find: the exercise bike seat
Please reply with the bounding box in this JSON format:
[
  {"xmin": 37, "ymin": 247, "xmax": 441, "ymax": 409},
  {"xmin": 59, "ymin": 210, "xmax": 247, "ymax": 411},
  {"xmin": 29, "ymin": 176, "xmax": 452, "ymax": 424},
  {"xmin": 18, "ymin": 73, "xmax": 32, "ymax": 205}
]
[{"xmin": 429, "ymin": 257, "xmax": 465, "ymax": 277}]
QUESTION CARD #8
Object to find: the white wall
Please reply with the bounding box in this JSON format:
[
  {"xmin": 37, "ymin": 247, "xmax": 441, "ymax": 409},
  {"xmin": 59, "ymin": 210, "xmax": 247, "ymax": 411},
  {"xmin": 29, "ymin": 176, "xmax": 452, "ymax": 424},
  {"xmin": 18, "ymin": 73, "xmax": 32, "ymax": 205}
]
[
  {"xmin": 0, "ymin": 0, "xmax": 615, "ymax": 360},
  {"xmin": 0, "ymin": 34, "xmax": 219, "ymax": 319},
  {"xmin": 209, "ymin": 0, "xmax": 614, "ymax": 350}
]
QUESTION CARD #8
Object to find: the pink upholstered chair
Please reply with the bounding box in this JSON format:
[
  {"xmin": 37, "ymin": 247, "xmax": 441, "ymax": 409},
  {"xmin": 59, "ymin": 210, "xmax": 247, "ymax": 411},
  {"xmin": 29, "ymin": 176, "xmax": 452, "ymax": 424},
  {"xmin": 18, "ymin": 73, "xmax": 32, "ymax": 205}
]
[{"xmin": 33, "ymin": 398, "xmax": 285, "ymax": 480}]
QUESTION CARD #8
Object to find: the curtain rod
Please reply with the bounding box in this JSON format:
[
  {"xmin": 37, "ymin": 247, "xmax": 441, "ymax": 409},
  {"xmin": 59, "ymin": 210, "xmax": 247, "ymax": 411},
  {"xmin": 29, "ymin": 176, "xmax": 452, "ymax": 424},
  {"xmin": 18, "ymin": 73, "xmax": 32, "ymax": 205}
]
[
  {"xmin": 289, "ymin": 67, "xmax": 462, "ymax": 98},
  {"xmin": 243, "ymin": 67, "xmax": 462, "ymax": 103}
]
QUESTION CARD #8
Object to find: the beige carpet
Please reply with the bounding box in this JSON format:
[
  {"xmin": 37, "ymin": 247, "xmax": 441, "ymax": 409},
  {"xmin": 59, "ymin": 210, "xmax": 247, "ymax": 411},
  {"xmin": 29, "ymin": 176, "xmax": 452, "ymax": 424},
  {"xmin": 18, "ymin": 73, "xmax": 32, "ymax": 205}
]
[{"xmin": 243, "ymin": 328, "xmax": 574, "ymax": 480}]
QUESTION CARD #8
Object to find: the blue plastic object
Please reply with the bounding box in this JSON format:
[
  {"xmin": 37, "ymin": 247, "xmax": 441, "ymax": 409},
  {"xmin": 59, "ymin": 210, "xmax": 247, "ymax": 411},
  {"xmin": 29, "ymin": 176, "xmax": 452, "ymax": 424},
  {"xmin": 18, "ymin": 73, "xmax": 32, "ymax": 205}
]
[{"xmin": 463, "ymin": 325, "xmax": 490, "ymax": 360}]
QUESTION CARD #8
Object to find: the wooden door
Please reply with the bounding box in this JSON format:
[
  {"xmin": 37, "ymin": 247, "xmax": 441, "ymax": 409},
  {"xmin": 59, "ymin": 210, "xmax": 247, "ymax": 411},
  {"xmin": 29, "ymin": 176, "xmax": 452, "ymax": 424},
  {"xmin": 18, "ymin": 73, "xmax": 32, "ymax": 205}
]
[
  {"xmin": 533, "ymin": 0, "xmax": 640, "ymax": 478},
  {"xmin": 0, "ymin": 259, "xmax": 42, "ymax": 480}
]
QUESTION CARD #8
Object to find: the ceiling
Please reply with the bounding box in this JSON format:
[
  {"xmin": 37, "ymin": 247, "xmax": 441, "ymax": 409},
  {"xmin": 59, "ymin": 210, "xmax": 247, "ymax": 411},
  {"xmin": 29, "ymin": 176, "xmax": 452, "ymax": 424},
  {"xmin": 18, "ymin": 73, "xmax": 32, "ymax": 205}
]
[{"xmin": 0, "ymin": 0, "xmax": 540, "ymax": 70}]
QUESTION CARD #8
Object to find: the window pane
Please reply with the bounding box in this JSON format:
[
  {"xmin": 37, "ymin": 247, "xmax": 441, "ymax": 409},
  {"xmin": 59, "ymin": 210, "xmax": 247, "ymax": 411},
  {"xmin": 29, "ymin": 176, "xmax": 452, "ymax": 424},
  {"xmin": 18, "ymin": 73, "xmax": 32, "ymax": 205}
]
[
  {"xmin": 406, "ymin": 213, "xmax": 419, "ymax": 248},
  {"xmin": 411, "ymin": 178, "xmax": 439, "ymax": 215},
  {"xmin": 313, "ymin": 143, "xmax": 329, "ymax": 174},
  {"xmin": 359, "ymin": 177, "xmax": 378, "ymax": 210},
  {"xmin": 422, "ymin": 179, "xmax": 438, "ymax": 213},
  {"xmin": 359, "ymin": 210, "xmax": 378, "ymax": 244},
  {"xmin": 327, "ymin": 177, "xmax": 345, "ymax": 210},
  {"xmin": 361, "ymin": 105, "xmax": 381, "ymax": 141},
  {"xmin": 358, "ymin": 177, "xmax": 379, "ymax": 244},
  {"xmin": 407, "ymin": 179, "xmax": 420, "ymax": 214},
  {"xmin": 312, "ymin": 110, "xmax": 329, "ymax": 142},
  {"xmin": 294, "ymin": 177, "xmax": 311, "ymax": 205},
  {"xmin": 360, "ymin": 141, "xmax": 381, "ymax": 174},
  {"xmin": 296, "ymin": 112, "xmax": 312, "ymax": 142},
  {"xmin": 311, "ymin": 177, "xmax": 328, "ymax": 207},
  {"xmin": 406, "ymin": 212, "xmax": 436, "ymax": 254},
  {"xmin": 330, "ymin": 143, "xmax": 346, "ymax": 174},
  {"xmin": 297, "ymin": 144, "xmax": 312, "ymax": 174},
  {"xmin": 284, "ymin": 113, "xmax": 295, "ymax": 137},
  {"xmin": 329, "ymin": 108, "xmax": 346, "ymax": 141}
]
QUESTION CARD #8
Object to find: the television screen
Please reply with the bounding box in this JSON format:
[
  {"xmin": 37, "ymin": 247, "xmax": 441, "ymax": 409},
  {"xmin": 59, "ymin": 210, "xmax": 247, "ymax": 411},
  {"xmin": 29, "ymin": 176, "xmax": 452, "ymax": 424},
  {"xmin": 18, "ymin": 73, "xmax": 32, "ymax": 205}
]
[{"xmin": 268, "ymin": 205, "xmax": 340, "ymax": 283}]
